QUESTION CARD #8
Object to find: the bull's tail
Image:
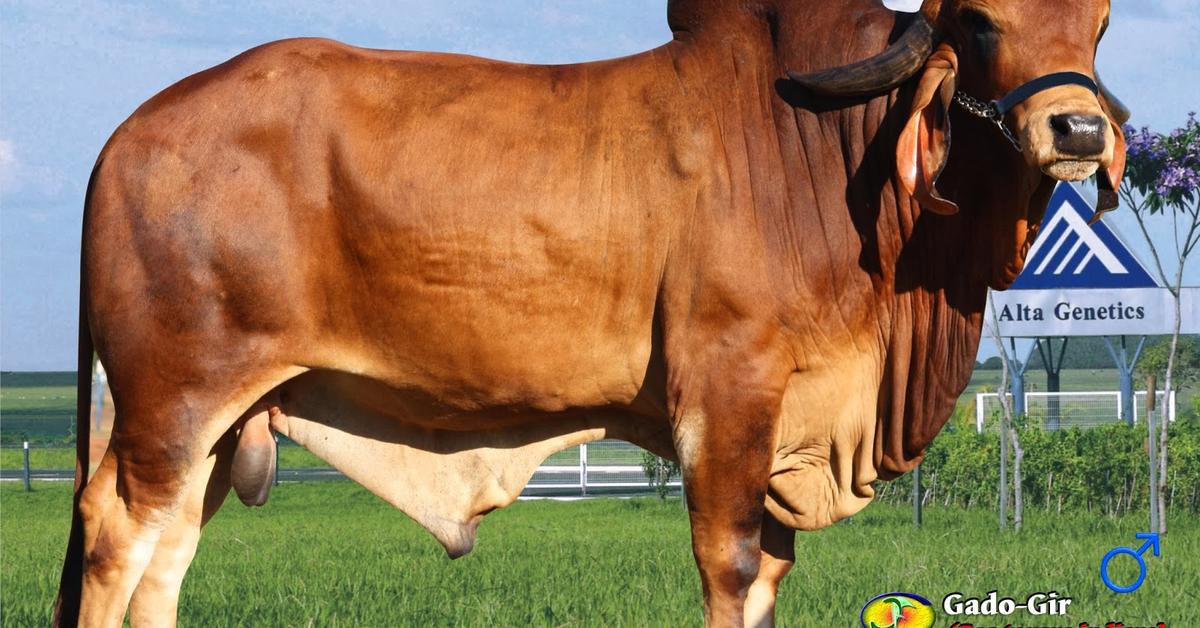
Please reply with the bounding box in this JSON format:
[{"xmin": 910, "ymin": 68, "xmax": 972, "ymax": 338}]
[{"xmin": 53, "ymin": 160, "xmax": 100, "ymax": 627}]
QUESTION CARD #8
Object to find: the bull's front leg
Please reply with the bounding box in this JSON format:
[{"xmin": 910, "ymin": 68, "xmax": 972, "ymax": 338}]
[{"xmin": 673, "ymin": 350, "xmax": 789, "ymax": 627}]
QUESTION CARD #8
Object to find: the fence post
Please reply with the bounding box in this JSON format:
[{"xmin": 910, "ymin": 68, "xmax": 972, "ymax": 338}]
[
  {"xmin": 999, "ymin": 423, "xmax": 1008, "ymax": 530},
  {"xmin": 912, "ymin": 463, "xmax": 922, "ymax": 528},
  {"xmin": 273, "ymin": 433, "xmax": 280, "ymax": 486},
  {"xmin": 976, "ymin": 394, "xmax": 985, "ymax": 433},
  {"xmin": 579, "ymin": 443, "xmax": 588, "ymax": 496},
  {"xmin": 23, "ymin": 441, "xmax": 32, "ymax": 492},
  {"xmin": 1146, "ymin": 375, "xmax": 1159, "ymax": 534}
]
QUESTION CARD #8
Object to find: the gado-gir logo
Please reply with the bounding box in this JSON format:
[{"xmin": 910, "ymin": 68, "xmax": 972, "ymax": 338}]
[{"xmin": 860, "ymin": 592, "xmax": 935, "ymax": 628}]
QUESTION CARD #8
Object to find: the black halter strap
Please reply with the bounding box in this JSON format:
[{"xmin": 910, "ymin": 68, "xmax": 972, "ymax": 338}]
[
  {"xmin": 994, "ymin": 71, "xmax": 1098, "ymax": 115},
  {"xmin": 954, "ymin": 71, "xmax": 1099, "ymax": 152}
]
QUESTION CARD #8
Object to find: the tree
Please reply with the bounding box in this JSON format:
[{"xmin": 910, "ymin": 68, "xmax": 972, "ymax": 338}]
[
  {"xmin": 978, "ymin": 356, "xmax": 1005, "ymax": 370},
  {"xmin": 1118, "ymin": 113, "xmax": 1200, "ymax": 534},
  {"xmin": 640, "ymin": 452, "xmax": 681, "ymax": 502},
  {"xmin": 986, "ymin": 302, "xmax": 1023, "ymax": 531},
  {"xmin": 1136, "ymin": 336, "xmax": 1200, "ymax": 393}
]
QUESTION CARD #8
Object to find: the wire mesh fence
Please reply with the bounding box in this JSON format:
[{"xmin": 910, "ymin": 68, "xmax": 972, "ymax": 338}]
[{"xmin": 975, "ymin": 390, "xmax": 1175, "ymax": 431}]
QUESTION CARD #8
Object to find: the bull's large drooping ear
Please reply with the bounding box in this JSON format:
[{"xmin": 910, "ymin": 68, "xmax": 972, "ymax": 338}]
[
  {"xmin": 1093, "ymin": 77, "xmax": 1129, "ymax": 220},
  {"xmin": 896, "ymin": 44, "xmax": 959, "ymax": 215}
]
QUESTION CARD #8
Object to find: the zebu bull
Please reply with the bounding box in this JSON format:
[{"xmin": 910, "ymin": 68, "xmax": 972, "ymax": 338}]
[{"xmin": 56, "ymin": 0, "xmax": 1128, "ymax": 625}]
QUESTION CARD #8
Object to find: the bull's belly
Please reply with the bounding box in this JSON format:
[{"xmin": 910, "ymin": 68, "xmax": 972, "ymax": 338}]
[{"xmin": 264, "ymin": 370, "xmax": 673, "ymax": 557}]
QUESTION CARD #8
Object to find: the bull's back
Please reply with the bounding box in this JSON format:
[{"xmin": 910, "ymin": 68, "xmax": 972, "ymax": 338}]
[{"xmin": 87, "ymin": 38, "xmax": 701, "ymax": 413}]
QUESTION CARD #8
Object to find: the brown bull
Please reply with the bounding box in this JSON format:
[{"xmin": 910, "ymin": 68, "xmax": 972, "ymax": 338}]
[{"xmin": 56, "ymin": 0, "xmax": 1127, "ymax": 625}]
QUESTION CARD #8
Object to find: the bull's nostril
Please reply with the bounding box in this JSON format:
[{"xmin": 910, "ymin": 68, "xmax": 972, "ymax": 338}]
[
  {"xmin": 1048, "ymin": 114, "xmax": 1106, "ymax": 156},
  {"xmin": 1050, "ymin": 114, "xmax": 1073, "ymax": 138}
]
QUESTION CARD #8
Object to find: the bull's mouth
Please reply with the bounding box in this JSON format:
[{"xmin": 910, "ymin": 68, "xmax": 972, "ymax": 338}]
[{"xmin": 1041, "ymin": 158, "xmax": 1101, "ymax": 182}]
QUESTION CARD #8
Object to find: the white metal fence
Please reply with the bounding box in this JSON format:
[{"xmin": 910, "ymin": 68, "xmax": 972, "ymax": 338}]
[
  {"xmin": 525, "ymin": 439, "xmax": 677, "ymax": 496},
  {"xmin": 975, "ymin": 390, "xmax": 1175, "ymax": 432},
  {"xmin": 1, "ymin": 438, "xmax": 675, "ymax": 497},
  {"xmin": 1134, "ymin": 391, "xmax": 1175, "ymax": 425}
]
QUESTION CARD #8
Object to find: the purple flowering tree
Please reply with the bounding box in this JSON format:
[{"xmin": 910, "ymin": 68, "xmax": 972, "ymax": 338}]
[{"xmin": 1119, "ymin": 113, "xmax": 1200, "ymax": 534}]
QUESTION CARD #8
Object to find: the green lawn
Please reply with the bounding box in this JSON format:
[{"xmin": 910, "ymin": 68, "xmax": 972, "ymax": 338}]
[
  {"xmin": 0, "ymin": 371, "xmax": 76, "ymax": 444},
  {"xmin": 965, "ymin": 367, "xmax": 1125, "ymax": 393},
  {"xmin": 2, "ymin": 482, "xmax": 1195, "ymax": 626}
]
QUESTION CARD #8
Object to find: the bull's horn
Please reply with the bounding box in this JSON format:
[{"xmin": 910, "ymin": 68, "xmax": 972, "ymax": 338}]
[
  {"xmin": 786, "ymin": 14, "xmax": 935, "ymax": 97},
  {"xmin": 1097, "ymin": 75, "xmax": 1131, "ymax": 125}
]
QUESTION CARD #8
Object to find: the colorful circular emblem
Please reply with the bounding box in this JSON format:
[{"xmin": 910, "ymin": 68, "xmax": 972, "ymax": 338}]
[{"xmin": 860, "ymin": 592, "xmax": 935, "ymax": 628}]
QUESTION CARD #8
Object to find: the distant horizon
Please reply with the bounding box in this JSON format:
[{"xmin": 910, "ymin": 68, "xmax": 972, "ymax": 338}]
[{"xmin": 7, "ymin": 333, "xmax": 1192, "ymax": 375}]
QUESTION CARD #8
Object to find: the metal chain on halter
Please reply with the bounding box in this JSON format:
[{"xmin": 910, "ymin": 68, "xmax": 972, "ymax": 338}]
[{"xmin": 953, "ymin": 91, "xmax": 1023, "ymax": 153}]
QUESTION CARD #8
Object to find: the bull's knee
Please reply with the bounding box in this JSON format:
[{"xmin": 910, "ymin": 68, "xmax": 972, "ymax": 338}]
[
  {"xmin": 697, "ymin": 534, "xmax": 762, "ymax": 595},
  {"xmin": 689, "ymin": 524, "xmax": 763, "ymax": 627}
]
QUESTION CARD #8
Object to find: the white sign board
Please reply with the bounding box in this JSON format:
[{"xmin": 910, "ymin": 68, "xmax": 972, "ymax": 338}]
[
  {"xmin": 989, "ymin": 287, "xmax": 1200, "ymax": 337},
  {"xmin": 987, "ymin": 182, "xmax": 1199, "ymax": 337}
]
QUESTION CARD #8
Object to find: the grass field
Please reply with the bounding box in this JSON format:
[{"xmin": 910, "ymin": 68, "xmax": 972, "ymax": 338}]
[
  {"xmin": 962, "ymin": 367, "xmax": 1193, "ymax": 400},
  {"xmin": 3, "ymin": 371, "xmax": 1198, "ymax": 626},
  {"xmin": 2, "ymin": 482, "xmax": 1197, "ymax": 626},
  {"xmin": 0, "ymin": 372, "xmax": 76, "ymax": 443}
]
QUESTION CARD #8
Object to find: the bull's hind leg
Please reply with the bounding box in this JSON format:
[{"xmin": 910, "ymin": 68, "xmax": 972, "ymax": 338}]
[
  {"xmin": 76, "ymin": 374, "xmax": 296, "ymax": 628},
  {"xmin": 128, "ymin": 430, "xmax": 236, "ymax": 627},
  {"xmin": 76, "ymin": 443, "xmax": 184, "ymax": 628}
]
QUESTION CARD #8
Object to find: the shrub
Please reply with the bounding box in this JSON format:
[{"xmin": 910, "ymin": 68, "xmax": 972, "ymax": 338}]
[{"xmin": 874, "ymin": 420, "xmax": 1200, "ymax": 515}]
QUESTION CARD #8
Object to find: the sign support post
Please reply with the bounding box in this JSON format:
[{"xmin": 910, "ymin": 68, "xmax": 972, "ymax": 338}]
[
  {"xmin": 1146, "ymin": 374, "xmax": 1159, "ymax": 533},
  {"xmin": 1104, "ymin": 336, "xmax": 1147, "ymax": 425},
  {"xmin": 1035, "ymin": 337, "xmax": 1069, "ymax": 428},
  {"xmin": 1007, "ymin": 338, "xmax": 1033, "ymax": 419}
]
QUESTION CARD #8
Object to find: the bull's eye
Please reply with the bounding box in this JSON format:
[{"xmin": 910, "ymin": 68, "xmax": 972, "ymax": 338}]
[
  {"xmin": 958, "ymin": 8, "xmax": 999, "ymax": 63},
  {"xmin": 958, "ymin": 8, "xmax": 996, "ymax": 34}
]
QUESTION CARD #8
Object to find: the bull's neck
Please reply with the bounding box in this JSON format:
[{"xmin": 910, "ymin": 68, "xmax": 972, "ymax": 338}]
[{"xmin": 666, "ymin": 31, "xmax": 989, "ymax": 472}]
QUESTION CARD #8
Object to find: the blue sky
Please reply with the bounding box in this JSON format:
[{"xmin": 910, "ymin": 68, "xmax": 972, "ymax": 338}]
[{"xmin": 1, "ymin": 1, "xmax": 1197, "ymax": 370}]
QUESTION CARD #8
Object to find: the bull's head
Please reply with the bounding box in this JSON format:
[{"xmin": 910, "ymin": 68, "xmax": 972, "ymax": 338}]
[{"xmin": 787, "ymin": 0, "xmax": 1128, "ymax": 287}]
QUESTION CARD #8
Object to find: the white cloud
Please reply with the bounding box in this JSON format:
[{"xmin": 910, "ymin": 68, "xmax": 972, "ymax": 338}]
[
  {"xmin": 882, "ymin": 0, "xmax": 922, "ymax": 12},
  {"xmin": 0, "ymin": 138, "xmax": 68, "ymax": 203},
  {"xmin": 0, "ymin": 139, "xmax": 16, "ymax": 192}
]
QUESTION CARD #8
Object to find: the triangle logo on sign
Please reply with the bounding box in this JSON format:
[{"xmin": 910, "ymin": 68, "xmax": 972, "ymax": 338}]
[{"xmin": 1011, "ymin": 183, "xmax": 1158, "ymax": 290}]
